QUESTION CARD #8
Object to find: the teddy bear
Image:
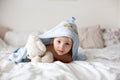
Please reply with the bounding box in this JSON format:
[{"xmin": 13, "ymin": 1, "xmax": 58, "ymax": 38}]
[{"xmin": 25, "ymin": 34, "xmax": 54, "ymax": 63}]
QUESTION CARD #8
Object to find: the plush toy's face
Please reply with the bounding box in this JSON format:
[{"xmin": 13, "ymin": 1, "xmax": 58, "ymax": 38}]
[
  {"xmin": 25, "ymin": 34, "xmax": 54, "ymax": 63},
  {"xmin": 25, "ymin": 35, "xmax": 46, "ymax": 59},
  {"xmin": 53, "ymin": 36, "xmax": 72, "ymax": 55}
]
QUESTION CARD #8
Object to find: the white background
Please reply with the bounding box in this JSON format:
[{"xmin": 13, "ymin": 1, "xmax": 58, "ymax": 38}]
[{"xmin": 0, "ymin": 0, "xmax": 119, "ymax": 32}]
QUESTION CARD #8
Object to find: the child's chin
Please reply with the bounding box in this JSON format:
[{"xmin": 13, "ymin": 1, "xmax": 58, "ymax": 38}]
[{"xmin": 57, "ymin": 52, "xmax": 65, "ymax": 56}]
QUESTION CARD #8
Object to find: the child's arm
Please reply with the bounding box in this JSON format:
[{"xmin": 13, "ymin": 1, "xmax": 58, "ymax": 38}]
[{"xmin": 54, "ymin": 53, "xmax": 72, "ymax": 63}]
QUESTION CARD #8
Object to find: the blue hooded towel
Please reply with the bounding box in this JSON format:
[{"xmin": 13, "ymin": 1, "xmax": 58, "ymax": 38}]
[{"xmin": 39, "ymin": 17, "xmax": 83, "ymax": 60}]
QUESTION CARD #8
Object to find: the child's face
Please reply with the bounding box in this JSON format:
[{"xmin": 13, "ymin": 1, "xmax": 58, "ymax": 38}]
[{"xmin": 53, "ymin": 36, "xmax": 72, "ymax": 55}]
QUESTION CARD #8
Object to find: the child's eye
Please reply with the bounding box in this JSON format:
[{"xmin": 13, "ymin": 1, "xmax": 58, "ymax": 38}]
[
  {"xmin": 65, "ymin": 43, "xmax": 70, "ymax": 45},
  {"xmin": 57, "ymin": 40, "xmax": 61, "ymax": 43}
]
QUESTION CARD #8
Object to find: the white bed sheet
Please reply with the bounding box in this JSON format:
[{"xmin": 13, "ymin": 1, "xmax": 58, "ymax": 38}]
[{"xmin": 0, "ymin": 44, "xmax": 120, "ymax": 80}]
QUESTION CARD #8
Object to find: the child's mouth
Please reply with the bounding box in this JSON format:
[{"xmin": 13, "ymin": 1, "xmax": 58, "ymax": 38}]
[{"xmin": 57, "ymin": 50, "xmax": 64, "ymax": 55}]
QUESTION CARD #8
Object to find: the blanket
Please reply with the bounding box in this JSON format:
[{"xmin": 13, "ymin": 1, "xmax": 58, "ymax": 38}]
[{"xmin": 0, "ymin": 41, "xmax": 120, "ymax": 80}]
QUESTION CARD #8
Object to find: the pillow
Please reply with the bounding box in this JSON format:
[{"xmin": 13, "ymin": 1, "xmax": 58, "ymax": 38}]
[
  {"xmin": 4, "ymin": 31, "xmax": 41, "ymax": 47},
  {"xmin": 0, "ymin": 25, "xmax": 12, "ymax": 40},
  {"xmin": 102, "ymin": 28, "xmax": 120, "ymax": 47},
  {"xmin": 0, "ymin": 38, "xmax": 7, "ymax": 49},
  {"xmin": 4, "ymin": 31, "xmax": 30, "ymax": 47},
  {"xmin": 78, "ymin": 25, "xmax": 104, "ymax": 49}
]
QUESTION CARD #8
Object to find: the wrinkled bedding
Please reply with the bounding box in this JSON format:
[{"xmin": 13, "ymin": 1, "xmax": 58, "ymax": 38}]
[{"xmin": 0, "ymin": 43, "xmax": 120, "ymax": 80}]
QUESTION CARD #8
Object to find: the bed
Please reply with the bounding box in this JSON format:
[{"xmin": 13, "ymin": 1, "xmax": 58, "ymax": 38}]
[{"xmin": 0, "ymin": 25, "xmax": 120, "ymax": 80}]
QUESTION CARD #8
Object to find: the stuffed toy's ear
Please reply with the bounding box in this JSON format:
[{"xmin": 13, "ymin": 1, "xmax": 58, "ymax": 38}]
[{"xmin": 36, "ymin": 37, "xmax": 46, "ymax": 53}]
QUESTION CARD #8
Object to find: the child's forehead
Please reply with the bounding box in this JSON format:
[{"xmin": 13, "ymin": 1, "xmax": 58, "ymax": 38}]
[
  {"xmin": 54, "ymin": 36, "xmax": 72, "ymax": 42},
  {"xmin": 55, "ymin": 36, "xmax": 70, "ymax": 39}
]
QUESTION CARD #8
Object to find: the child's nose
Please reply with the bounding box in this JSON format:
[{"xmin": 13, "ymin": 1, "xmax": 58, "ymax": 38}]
[{"xmin": 59, "ymin": 44, "xmax": 64, "ymax": 49}]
